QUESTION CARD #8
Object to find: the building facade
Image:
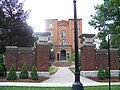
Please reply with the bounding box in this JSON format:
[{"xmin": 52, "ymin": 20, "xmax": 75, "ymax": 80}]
[{"xmin": 45, "ymin": 19, "xmax": 82, "ymax": 61}]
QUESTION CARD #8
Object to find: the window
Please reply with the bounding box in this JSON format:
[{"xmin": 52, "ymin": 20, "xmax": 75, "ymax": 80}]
[
  {"xmin": 61, "ymin": 30, "xmax": 66, "ymax": 37},
  {"xmin": 61, "ymin": 39, "xmax": 66, "ymax": 46},
  {"xmin": 48, "ymin": 24, "xmax": 53, "ymax": 28},
  {"xmin": 48, "ymin": 39, "xmax": 53, "ymax": 44},
  {"xmin": 49, "ymin": 31, "xmax": 53, "ymax": 36}
]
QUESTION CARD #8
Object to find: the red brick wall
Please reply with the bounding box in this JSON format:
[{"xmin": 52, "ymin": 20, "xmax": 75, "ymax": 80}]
[
  {"xmin": 5, "ymin": 47, "xmax": 18, "ymax": 70},
  {"xmin": 81, "ymin": 45, "xmax": 118, "ymax": 71},
  {"xmin": 17, "ymin": 48, "xmax": 35, "ymax": 71},
  {"xmin": 5, "ymin": 43, "xmax": 50, "ymax": 71},
  {"xmin": 96, "ymin": 50, "xmax": 118, "ymax": 70}
]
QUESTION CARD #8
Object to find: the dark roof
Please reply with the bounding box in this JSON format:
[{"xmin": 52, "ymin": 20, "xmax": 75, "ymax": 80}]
[
  {"xmin": 79, "ymin": 34, "xmax": 95, "ymax": 38},
  {"xmin": 35, "ymin": 32, "xmax": 51, "ymax": 36}
]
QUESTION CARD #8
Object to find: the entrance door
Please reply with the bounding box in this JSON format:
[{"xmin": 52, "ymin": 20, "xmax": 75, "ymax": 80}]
[
  {"xmin": 57, "ymin": 53, "xmax": 59, "ymax": 61},
  {"xmin": 60, "ymin": 49, "xmax": 66, "ymax": 60}
]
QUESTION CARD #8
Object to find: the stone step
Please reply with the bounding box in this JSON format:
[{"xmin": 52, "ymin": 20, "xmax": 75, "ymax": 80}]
[{"xmin": 53, "ymin": 61, "xmax": 74, "ymax": 67}]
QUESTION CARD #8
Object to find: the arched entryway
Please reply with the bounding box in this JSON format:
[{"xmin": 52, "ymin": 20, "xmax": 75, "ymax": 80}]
[{"xmin": 60, "ymin": 49, "xmax": 66, "ymax": 60}]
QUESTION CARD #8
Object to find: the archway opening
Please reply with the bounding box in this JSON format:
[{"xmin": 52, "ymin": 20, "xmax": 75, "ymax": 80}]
[{"xmin": 60, "ymin": 49, "xmax": 66, "ymax": 60}]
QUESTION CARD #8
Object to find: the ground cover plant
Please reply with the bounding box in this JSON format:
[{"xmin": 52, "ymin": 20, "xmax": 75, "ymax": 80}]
[
  {"xmin": 49, "ymin": 66, "xmax": 58, "ymax": 75},
  {"xmin": 0, "ymin": 85, "xmax": 119, "ymax": 90}
]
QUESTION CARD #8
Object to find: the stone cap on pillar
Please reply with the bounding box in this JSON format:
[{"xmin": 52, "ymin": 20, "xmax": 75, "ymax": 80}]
[
  {"xmin": 79, "ymin": 34, "xmax": 95, "ymax": 46},
  {"xmin": 6, "ymin": 46, "xmax": 18, "ymax": 50},
  {"xmin": 35, "ymin": 32, "xmax": 51, "ymax": 44}
]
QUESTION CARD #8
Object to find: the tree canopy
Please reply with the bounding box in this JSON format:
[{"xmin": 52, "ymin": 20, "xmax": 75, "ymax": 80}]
[
  {"xmin": 89, "ymin": 0, "xmax": 120, "ymax": 49},
  {"xmin": 0, "ymin": 0, "xmax": 35, "ymax": 54}
]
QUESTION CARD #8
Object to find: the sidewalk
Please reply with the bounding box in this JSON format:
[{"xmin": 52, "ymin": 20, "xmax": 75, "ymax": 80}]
[{"xmin": 0, "ymin": 67, "xmax": 120, "ymax": 87}]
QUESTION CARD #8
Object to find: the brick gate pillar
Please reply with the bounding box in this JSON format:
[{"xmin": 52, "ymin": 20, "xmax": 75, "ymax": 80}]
[
  {"xmin": 35, "ymin": 32, "xmax": 50, "ymax": 71},
  {"xmin": 80, "ymin": 34, "xmax": 96, "ymax": 71}
]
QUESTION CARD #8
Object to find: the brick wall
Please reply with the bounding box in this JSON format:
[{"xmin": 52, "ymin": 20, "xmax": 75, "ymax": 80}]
[
  {"xmin": 5, "ymin": 43, "xmax": 50, "ymax": 71},
  {"xmin": 96, "ymin": 49, "xmax": 118, "ymax": 70},
  {"xmin": 17, "ymin": 47, "xmax": 35, "ymax": 71},
  {"xmin": 81, "ymin": 45, "xmax": 119, "ymax": 71},
  {"xmin": 5, "ymin": 46, "xmax": 18, "ymax": 70}
]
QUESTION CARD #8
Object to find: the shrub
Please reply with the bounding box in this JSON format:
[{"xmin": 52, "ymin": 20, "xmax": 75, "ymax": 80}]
[
  {"xmin": 31, "ymin": 65, "xmax": 39, "ymax": 80},
  {"xmin": 0, "ymin": 64, "xmax": 4, "ymax": 76},
  {"xmin": 98, "ymin": 66, "xmax": 105, "ymax": 79},
  {"xmin": 6, "ymin": 64, "xmax": 17, "ymax": 80},
  {"xmin": 105, "ymin": 68, "xmax": 111, "ymax": 78},
  {"xmin": 68, "ymin": 52, "xmax": 75, "ymax": 61},
  {"xmin": 0, "ymin": 54, "xmax": 3, "ymax": 64},
  {"xmin": 0, "ymin": 54, "xmax": 5, "ymax": 77},
  {"xmin": 19, "ymin": 64, "xmax": 28, "ymax": 79},
  {"xmin": 67, "ymin": 52, "xmax": 81, "ymax": 62},
  {"xmin": 49, "ymin": 66, "xmax": 58, "ymax": 75}
]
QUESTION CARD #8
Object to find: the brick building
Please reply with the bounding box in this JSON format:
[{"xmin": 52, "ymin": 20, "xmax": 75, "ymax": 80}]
[{"xmin": 45, "ymin": 19, "xmax": 82, "ymax": 61}]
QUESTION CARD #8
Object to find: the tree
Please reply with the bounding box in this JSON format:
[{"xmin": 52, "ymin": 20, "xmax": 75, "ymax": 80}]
[
  {"xmin": 105, "ymin": 67, "xmax": 111, "ymax": 78},
  {"xmin": 98, "ymin": 66, "xmax": 105, "ymax": 79},
  {"xmin": 89, "ymin": 0, "xmax": 120, "ymax": 49},
  {"xmin": 19, "ymin": 64, "xmax": 28, "ymax": 79},
  {"xmin": 67, "ymin": 51, "xmax": 81, "ymax": 63},
  {"xmin": 0, "ymin": 0, "xmax": 35, "ymax": 54},
  {"xmin": 6, "ymin": 64, "xmax": 17, "ymax": 80},
  {"xmin": 0, "ymin": 54, "xmax": 5, "ymax": 76},
  {"xmin": 31, "ymin": 65, "xmax": 39, "ymax": 80}
]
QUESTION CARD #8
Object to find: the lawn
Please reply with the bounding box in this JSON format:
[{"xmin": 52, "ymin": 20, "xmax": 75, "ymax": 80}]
[
  {"xmin": 49, "ymin": 66, "xmax": 58, "ymax": 75},
  {"xmin": 0, "ymin": 85, "xmax": 120, "ymax": 90}
]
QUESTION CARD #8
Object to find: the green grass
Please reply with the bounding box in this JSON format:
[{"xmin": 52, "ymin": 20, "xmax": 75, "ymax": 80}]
[
  {"xmin": 49, "ymin": 66, "xmax": 58, "ymax": 75},
  {"xmin": 85, "ymin": 85, "xmax": 120, "ymax": 90},
  {"xmin": 0, "ymin": 85, "xmax": 119, "ymax": 90}
]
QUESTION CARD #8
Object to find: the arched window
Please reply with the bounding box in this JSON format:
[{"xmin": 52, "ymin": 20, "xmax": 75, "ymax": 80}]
[
  {"xmin": 61, "ymin": 39, "xmax": 66, "ymax": 46},
  {"xmin": 48, "ymin": 24, "xmax": 53, "ymax": 28},
  {"xmin": 61, "ymin": 30, "xmax": 66, "ymax": 37}
]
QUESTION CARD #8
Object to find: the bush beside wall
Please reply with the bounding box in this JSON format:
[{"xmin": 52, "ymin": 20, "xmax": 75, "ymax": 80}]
[
  {"xmin": 6, "ymin": 64, "xmax": 17, "ymax": 80},
  {"xmin": 31, "ymin": 66, "xmax": 39, "ymax": 80},
  {"xmin": 98, "ymin": 66, "xmax": 105, "ymax": 79},
  {"xmin": 19, "ymin": 64, "xmax": 28, "ymax": 79}
]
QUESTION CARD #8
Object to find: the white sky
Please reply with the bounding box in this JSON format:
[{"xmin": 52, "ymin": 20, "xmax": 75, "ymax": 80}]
[{"xmin": 24, "ymin": 0, "xmax": 103, "ymax": 34}]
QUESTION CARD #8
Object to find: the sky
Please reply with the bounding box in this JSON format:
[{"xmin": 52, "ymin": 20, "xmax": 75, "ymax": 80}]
[{"xmin": 24, "ymin": 0, "xmax": 104, "ymax": 34}]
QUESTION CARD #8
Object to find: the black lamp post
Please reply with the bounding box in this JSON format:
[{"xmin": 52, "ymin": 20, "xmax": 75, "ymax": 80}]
[
  {"xmin": 107, "ymin": 34, "xmax": 111, "ymax": 90},
  {"xmin": 72, "ymin": 0, "xmax": 84, "ymax": 90}
]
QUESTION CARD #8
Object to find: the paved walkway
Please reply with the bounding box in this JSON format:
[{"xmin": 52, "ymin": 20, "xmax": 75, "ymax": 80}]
[
  {"xmin": 0, "ymin": 67, "xmax": 120, "ymax": 87},
  {"xmin": 43, "ymin": 67, "xmax": 74, "ymax": 83}
]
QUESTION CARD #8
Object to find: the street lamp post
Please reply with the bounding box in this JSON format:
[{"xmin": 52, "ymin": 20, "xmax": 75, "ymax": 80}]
[
  {"xmin": 72, "ymin": 0, "xmax": 84, "ymax": 90},
  {"xmin": 107, "ymin": 34, "xmax": 111, "ymax": 90}
]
